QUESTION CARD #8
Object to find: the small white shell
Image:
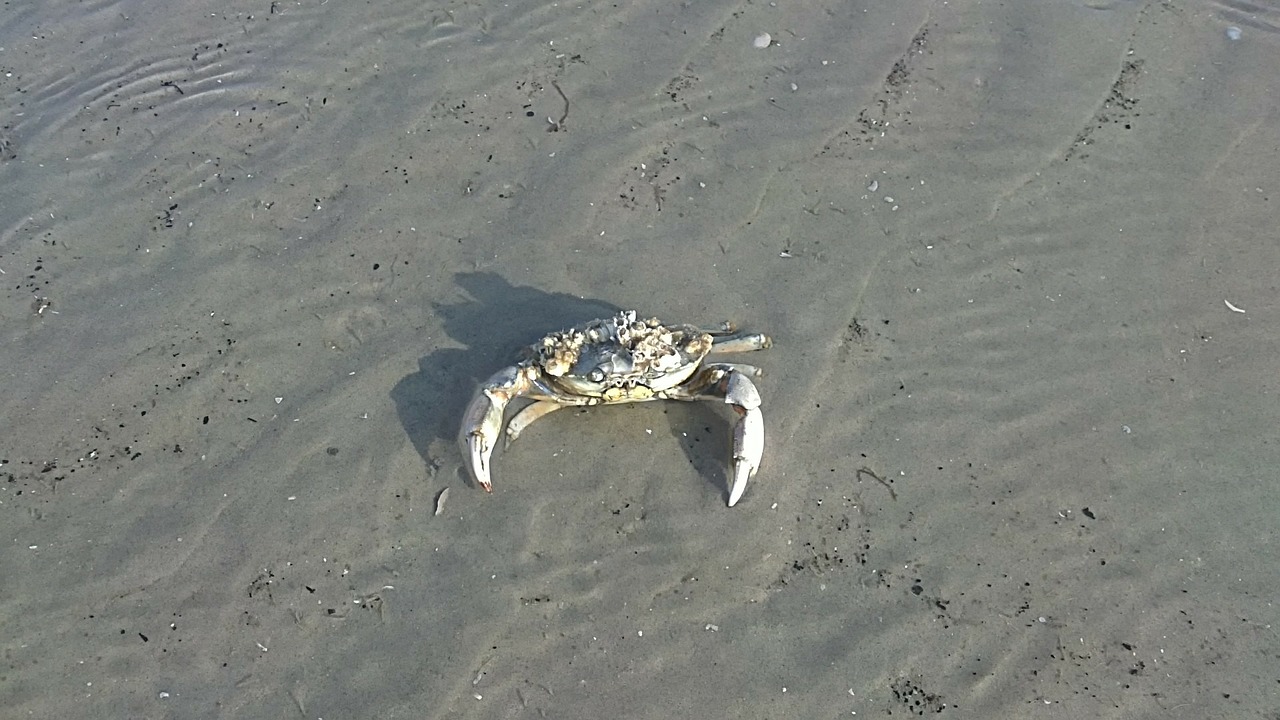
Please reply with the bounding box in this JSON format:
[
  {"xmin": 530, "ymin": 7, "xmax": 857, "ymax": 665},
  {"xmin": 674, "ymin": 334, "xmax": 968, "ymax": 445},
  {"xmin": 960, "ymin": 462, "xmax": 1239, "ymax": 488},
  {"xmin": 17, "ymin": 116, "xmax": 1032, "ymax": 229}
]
[{"xmin": 753, "ymin": 33, "xmax": 772, "ymax": 49}]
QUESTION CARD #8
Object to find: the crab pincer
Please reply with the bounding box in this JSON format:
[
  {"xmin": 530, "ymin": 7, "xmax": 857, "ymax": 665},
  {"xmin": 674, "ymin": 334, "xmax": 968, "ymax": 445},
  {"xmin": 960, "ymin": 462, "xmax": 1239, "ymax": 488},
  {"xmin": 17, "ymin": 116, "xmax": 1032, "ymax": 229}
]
[
  {"xmin": 458, "ymin": 366, "xmax": 524, "ymax": 492},
  {"xmin": 721, "ymin": 369, "xmax": 765, "ymax": 507}
]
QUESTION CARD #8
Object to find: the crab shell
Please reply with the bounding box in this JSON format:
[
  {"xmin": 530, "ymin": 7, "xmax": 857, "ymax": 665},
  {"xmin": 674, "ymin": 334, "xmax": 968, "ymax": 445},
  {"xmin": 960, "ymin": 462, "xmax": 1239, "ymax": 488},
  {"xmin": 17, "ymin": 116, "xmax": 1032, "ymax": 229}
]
[{"xmin": 524, "ymin": 312, "xmax": 714, "ymax": 402}]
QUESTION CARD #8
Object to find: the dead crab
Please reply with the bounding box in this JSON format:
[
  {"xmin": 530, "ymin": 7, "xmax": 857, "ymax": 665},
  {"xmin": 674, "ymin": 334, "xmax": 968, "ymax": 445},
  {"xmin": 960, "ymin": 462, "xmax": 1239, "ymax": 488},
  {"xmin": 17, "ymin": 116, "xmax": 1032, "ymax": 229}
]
[{"xmin": 459, "ymin": 310, "xmax": 772, "ymax": 506}]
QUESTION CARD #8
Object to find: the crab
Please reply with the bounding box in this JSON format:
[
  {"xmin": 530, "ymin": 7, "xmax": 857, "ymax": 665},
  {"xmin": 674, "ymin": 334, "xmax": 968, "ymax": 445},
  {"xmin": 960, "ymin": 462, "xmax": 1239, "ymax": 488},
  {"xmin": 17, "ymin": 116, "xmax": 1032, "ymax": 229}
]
[{"xmin": 459, "ymin": 310, "xmax": 772, "ymax": 506}]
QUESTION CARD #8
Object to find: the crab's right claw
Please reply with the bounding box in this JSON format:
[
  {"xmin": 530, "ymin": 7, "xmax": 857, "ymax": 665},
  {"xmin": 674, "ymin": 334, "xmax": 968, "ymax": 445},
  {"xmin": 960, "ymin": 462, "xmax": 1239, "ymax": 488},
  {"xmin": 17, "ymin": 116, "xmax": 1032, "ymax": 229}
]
[
  {"xmin": 459, "ymin": 366, "xmax": 525, "ymax": 492},
  {"xmin": 723, "ymin": 370, "xmax": 765, "ymax": 507}
]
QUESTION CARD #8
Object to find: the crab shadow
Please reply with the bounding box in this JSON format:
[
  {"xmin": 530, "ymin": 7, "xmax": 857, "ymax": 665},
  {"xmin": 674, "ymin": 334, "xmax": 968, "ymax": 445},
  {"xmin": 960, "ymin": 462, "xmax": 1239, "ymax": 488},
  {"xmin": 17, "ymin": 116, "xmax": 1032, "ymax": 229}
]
[
  {"xmin": 659, "ymin": 401, "xmax": 738, "ymax": 502},
  {"xmin": 391, "ymin": 272, "xmax": 618, "ymax": 483}
]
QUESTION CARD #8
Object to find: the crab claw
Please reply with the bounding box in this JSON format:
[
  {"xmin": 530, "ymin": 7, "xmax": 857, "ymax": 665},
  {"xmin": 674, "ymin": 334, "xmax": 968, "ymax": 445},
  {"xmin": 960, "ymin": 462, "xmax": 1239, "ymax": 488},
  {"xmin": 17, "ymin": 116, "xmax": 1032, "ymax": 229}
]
[
  {"xmin": 458, "ymin": 366, "xmax": 526, "ymax": 492},
  {"xmin": 722, "ymin": 370, "xmax": 764, "ymax": 507}
]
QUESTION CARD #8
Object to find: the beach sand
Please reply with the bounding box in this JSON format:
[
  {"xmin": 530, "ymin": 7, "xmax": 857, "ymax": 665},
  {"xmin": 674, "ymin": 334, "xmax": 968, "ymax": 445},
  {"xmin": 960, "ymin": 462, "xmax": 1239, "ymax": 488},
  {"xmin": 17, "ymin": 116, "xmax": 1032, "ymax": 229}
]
[{"xmin": 2, "ymin": 0, "xmax": 1277, "ymax": 717}]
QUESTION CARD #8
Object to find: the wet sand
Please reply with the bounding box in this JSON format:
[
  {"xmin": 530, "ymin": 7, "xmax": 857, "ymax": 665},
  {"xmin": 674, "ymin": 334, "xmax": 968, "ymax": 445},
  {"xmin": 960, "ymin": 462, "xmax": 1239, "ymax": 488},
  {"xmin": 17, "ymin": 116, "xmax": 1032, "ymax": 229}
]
[{"xmin": 2, "ymin": 1, "xmax": 1278, "ymax": 717}]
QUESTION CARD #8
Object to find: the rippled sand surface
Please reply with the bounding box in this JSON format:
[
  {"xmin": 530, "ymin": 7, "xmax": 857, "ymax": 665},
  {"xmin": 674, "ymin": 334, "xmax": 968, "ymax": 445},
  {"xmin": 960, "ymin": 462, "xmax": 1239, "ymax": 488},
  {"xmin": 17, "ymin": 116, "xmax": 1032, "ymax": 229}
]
[{"xmin": 3, "ymin": 1, "xmax": 1277, "ymax": 717}]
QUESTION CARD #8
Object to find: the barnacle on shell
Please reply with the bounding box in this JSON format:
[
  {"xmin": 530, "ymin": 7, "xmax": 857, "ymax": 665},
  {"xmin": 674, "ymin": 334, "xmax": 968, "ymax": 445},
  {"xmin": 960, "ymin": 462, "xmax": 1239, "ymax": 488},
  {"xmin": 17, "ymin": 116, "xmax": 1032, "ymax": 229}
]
[
  {"xmin": 535, "ymin": 330, "xmax": 584, "ymax": 376},
  {"xmin": 529, "ymin": 312, "xmax": 712, "ymax": 381}
]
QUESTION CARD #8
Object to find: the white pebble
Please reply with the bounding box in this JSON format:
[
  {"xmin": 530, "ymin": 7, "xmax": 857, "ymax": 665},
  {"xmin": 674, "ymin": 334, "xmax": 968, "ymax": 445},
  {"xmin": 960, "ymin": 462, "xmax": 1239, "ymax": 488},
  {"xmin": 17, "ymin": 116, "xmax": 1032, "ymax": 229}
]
[
  {"xmin": 1226, "ymin": 26, "xmax": 1242, "ymax": 41},
  {"xmin": 753, "ymin": 33, "xmax": 772, "ymax": 49}
]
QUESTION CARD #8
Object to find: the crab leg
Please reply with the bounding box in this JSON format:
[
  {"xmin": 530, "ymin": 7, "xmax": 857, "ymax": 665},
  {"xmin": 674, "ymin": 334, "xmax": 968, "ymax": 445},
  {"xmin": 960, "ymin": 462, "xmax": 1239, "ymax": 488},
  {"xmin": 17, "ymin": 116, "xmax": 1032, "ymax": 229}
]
[
  {"xmin": 708, "ymin": 332, "xmax": 773, "ymax": 355},
  {"xmin": 458, "ymin": 365, "xmax": 533, "ymax": 492},
  {"xmin": 505, "ymin": 400, "xmax": 569, "ymax": 446}
]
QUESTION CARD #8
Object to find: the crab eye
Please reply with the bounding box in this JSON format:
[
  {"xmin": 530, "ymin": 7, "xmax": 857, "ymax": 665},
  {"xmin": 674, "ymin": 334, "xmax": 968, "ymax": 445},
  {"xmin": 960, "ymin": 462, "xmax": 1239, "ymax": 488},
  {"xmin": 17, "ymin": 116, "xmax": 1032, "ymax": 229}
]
[{"xmin": 588, "ymin": 368, "xmax": 606, "ymax": 383}]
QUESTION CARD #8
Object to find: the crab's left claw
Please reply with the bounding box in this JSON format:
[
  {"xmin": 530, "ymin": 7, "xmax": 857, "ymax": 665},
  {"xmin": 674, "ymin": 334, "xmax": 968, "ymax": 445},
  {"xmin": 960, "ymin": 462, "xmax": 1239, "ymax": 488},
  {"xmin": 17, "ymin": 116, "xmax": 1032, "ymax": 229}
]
[
  {"xmin": 459, "ymin": 366, "xmax": 528, "ymax": 492},
  {"xmin": 722, "ymin": 370, "xmax": 764, "ymax": 507}
]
